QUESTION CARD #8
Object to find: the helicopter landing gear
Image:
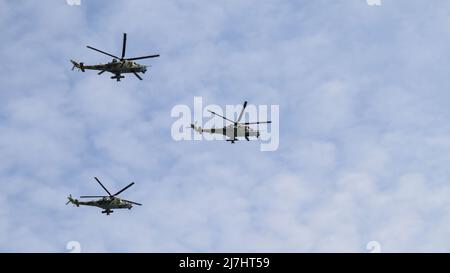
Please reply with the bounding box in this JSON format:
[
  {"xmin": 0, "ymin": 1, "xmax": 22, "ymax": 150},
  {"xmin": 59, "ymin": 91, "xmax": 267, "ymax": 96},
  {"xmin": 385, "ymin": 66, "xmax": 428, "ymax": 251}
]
[
  {"xmin": 102, "ymin": 210, "xmax": 113, "ymax": 215},
  {"xmin": 111, "ymin": 74, "xmax": 125, "ymax": 81}
]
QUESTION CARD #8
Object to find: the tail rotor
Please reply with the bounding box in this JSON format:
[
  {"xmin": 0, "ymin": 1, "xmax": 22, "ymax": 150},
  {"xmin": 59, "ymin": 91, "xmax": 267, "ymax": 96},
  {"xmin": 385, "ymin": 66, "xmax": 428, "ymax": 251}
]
[
  {"xmin": 66, "ymin": 195, "xmax": 79, "ymax": 207},
  {"xmin": 66, "ymin": 195, "xmax": 72, "ymax": 205},
  {"xmin": 189, "ymin": 122, "xmax": 203, "ymax": 134},
  {"xmin": 70, "ymin": 60, "xmax": 85, "ymax": 72}
]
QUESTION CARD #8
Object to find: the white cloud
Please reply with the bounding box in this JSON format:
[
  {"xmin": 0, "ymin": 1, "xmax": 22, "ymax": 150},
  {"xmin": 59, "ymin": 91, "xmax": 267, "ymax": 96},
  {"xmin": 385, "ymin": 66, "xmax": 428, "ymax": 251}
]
[{"xmin": 1, "ymin": 0, "xmax": 450, "ymax": 252}]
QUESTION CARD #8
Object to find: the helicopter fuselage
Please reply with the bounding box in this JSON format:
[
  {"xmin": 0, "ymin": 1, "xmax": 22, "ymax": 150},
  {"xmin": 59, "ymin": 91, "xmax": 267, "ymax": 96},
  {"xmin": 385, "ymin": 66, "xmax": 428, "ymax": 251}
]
[
  {"xmin": 79, "ymin": 60, "xmax": 147, "ymax": 74},
  {"xmin": 78, "ymin": 197, "xmax": 133, "ymax": 210},
  {"xmin": 196, "ymin": 124, "xmax": 260, "ymax": 141},
  {"xmin": 68, "ymin": 196, "xmax": 133, "ymax": 215}
]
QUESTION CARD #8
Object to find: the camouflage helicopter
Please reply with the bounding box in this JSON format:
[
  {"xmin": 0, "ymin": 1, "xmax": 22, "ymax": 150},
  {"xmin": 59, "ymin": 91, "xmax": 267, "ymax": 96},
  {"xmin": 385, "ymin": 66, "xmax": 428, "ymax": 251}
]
[
  {"xmin": 66, "ymin": 177, "xmax": 142, "ymax": 215},
  {"xmin": 70, "ymin": 33, "xmax": 159, "ymax": 81},
  {"xmin": 190, "ymin": 101, "xmax": 271, "ymax": 143}
]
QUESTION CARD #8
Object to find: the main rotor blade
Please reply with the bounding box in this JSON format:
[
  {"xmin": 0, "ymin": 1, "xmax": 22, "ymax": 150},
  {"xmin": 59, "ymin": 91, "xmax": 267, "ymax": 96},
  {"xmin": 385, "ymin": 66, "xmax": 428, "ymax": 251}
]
[
  {"xmin": 86, "ymin": 46, "xmax": 120, "ymax": 60},
  {"xmin": 113, "ymin": 182, "xmax": 135, "ymax": 196},
  {"xmin": 207, "ymin": 110, "xmax": 235, "ymax": 124},
  {"xmin": 122, "ymin": 199, "xmax": 142, "ymax": 206},
  {"xmin": 132, "ymin": 72, "xmax": 143, "ymax": 80},
  {"xmin": 236, "ymin": 101, "xmax": 248, "ymax": 123},
  {"xmin": 94, "ymin": 177, "xmax": 112, "ymax": 196},
  {"xmin": 80, "ymin": 196, "xmax": 108, "ymax": 198},
  {"xmin": 126, "ymin": 54, "xmax": 160, "ymax": 61},
  {"xmin": 121, "ymin": 33, "xmax": 127, "ymax": 59},
  {"xmin": 242, "ymin": 121, "xmax": 272, "ymax": 125}
]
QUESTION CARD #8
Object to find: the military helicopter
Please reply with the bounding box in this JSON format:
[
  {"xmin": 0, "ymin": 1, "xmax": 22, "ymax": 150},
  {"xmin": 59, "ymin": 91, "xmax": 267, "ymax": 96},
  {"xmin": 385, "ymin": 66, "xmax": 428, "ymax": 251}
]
[
  {"xmin": 66, "ymin": 177, "xmax": 142, "ymax": 215},
  {"xmin": 70, "ymin": 33, "xmax": 159, "ymax": 81},
  {"xmin": 190, "ymin": 101, "xmax": 271, "ymax": 143}
]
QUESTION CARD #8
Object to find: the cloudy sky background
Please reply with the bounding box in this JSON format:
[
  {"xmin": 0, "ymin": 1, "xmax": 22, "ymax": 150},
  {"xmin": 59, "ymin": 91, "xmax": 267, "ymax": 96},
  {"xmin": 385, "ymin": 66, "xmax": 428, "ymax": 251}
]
[{"xmin": 1, "ymin": 0, "xmax": 450, "ymax": 252}]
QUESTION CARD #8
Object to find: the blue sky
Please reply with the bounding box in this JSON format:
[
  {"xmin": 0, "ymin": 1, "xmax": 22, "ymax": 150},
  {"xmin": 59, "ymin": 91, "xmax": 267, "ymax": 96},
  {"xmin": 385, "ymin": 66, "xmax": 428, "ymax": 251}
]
[{"xmin": 1, "ymin": 0, "xmax": 450, "ymax": 252}]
